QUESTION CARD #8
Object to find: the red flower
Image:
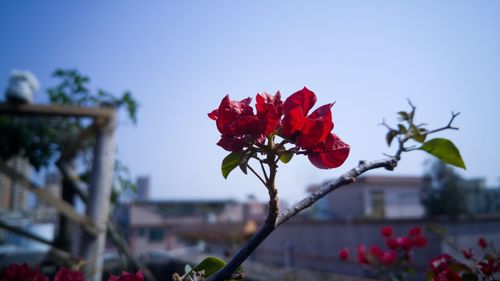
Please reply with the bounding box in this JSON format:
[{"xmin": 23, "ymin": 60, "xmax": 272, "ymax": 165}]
[
  {"xmin": 1, "ymin": 263, "xmax": 48, "ymax": 281},
  {"xmin": 255, "ymin": 92, "xmax": 283, "ymax": 136},
  {"xmin": 281, "ymin": 88, "xmax": 333, "ymax": 148},
  {"xmin": 428, "ymin": 254, "xmax": 467, "ymax": 281},
  {"xmin": 397, "ymin": 236, "xmax": 414, "ymax": 251},
  {"xmin": 370, "ymin": 245, "xmax": 384, "ymax": 261},
  {"xmin": 408, "ymin": 227, "xmax": 421, "ymax": 236},
  {"xmin": 386, "ymin": 237, "xmax": 399, "ymax": 250},
  {"xmin": 54, "ymin": 268, "xmax": 83, "ymax": 281},
  {"xmin": 339, "ymin": 248, "xmax": 350, "ymax": 261},
  {"xmin": 108, "ymin": 271, "xmax": 144, "ymax": 281},
  {"xmin": 462, "ymin": 249, "xmax": 473, "ymax": 259},
  {"xmin": 209, "ymin": 93, "xmax": 283, "ymax": 152},
  {"xmin": 478, "ymin": 259, "xmax": 495, "ymax": 276},
  {"xmin": 478, "ymin": 237, "xmax": 487, "ymax": 249},
  {"xmin": 356, "ymin": 245, "xmax": 370, "ymax": 265},
  {"xmin": 307, "ymin": 133, "xmax": 350, "ymax": 169},
  {"xmin": 413, "ymin": 235, "xmax": 428, "ymax": 248},
  {"xmin": 381, "ymin": 226, "xmax": 393, "ymax": 237},
  {"xmin": 381, "ymin": 251, "xmax": 397, "ymax": 266}
]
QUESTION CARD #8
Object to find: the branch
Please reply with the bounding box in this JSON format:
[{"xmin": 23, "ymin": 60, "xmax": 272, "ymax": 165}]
[
  {"xmin": 208, "ymin": 156, "xmax": 396, "ymax": 281},
  {"xmin": 424, "ymin": 111, "xmax": 460, "ymax": 135},
  {"xmin": 0, "ymin": 161, "xmax": 99, "ymax": 236},
  {"xmin": 247, "ymin": 165, "xmax": 266, "ymax": 186}
]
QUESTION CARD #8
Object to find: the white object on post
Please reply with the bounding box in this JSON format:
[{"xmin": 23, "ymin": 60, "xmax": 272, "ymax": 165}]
[{"xmin": 5, "ymin": 70, "xmax": 39, "ymax": 104}]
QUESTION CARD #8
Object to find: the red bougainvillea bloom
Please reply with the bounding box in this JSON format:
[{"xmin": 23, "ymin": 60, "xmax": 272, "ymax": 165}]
[
  {"xmin": 478, "ymin": 237, "xmax": 487, "ymax": 249},
  {"xmin": 357, "ymin": 245, "xmax": 370, "ymax": 265},
  {"xmin": 386, "ymin": 237, "xmax": 399, "ymax": 250},
  {"xmin": 54, "ymin": 268, "xmax": 84, "ymax": 281},
  {"xmin": 281, "ymin": 87, "xmax": 333, "ymax": 148},
  {"xmin": 408, "ymin": 227, "xmax": 421, "ymax": 236},
  {"xmin": 255, "ymin": 92, "xmax": 283, "ymax": 136},
  {"xmin": 208, "ymin": 93, "xmax": 283, "ymax": 152},
  {"xmin": 108, "ymin": 271, "xmax": 144, "ymax": 281},
  {"xmin": 339, "ymin": 247, "xmax": 350, "ymax": 261},
  {"xmin": 478, "ymin": 259, "xmax": 495, "ymax": 275},
  {"xmin": 397, "ymin": 236, "xmax": 414, "ymax": 251},
  {"xmin": 307, "ymin": 133, "xmax": 350, "ymax": 169},
  {"xmin": 428, "ymin": 254, "xmax": 464, "ymax": 281},
  {"xmin": 381, "ymin": 226, "xmax": 393, "ymax": 237},
  {"xmin": 370, "ymin": 245, "xmax": 384, "ymax": 261},
  {"xmin": 1, "ymin": 263, "xmax": 48, "ymax": 281},
  {"xmin": 462, "ymin": 249, "xmax": 473, "ymax": 259},
  {"xmin": 413, "ymin": 235, "xmax": 428, "ymax": 248},
  {"xmin": 381, "ymin": 251, "xmax": 397, "ymax": 266}
]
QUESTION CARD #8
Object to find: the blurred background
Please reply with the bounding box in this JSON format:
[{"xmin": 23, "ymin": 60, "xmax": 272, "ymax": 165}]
[{"xmin": 0, "ymin": 1, "xmax": 499, "ymax": 281}]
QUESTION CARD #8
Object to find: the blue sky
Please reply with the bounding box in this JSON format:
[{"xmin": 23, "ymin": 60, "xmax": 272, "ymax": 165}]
[{"xmin": 1, "ymin": 1, "xmax": 499, "ymax": 203}]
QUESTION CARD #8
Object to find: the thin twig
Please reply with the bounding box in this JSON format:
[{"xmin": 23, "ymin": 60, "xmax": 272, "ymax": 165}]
[
  {"xmin": 259, "ymin": 160, "xmax": 269, "ymax": 181},
  {"xmin": 247, "ymin": 165, "xmax": 266, "ymax": 186}
]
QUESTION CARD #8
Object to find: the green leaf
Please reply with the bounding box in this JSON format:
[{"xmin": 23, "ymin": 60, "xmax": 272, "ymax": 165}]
[
  {"xmin": 462, "ymin": 273, "xmax": 479, "ymax": 281},
  {"xmin": 386, "ymin": 130, "xmax": 399, "ymax": 146},
  {"xmin": 279, "ymin": 152, "xmax": 294, "ymax": 163},
  {"xmin": 419, "ymin": 138, "xmax": 466, "ymax": 169},
  {"xmin": 398, "ymin": 111, "xmax": 409, "ymax": 121},
  {"xmin": 397, "ymin": 124, "xmax": 407, "ymax": 134},
  {"xmin": 221, "ymin": 152, "xmax": 242, "ymax": 179},
  {"xmin": 411, "ymin": 124, "xmax": 426, "ymax": 143},
  {"xmin": 193, "ymin": 256, "xmax": 226, "ymax": 277},
  {"xmin": 450, "ymin": 262, "xmax": 472, "ymax": 273},
  {"xmin": 239, "ymin": 151, "xmax": 253, "ymax": 175},
  {"xmin": 425, "ymin": 271, "xmax": 434, "ymax": 281}
]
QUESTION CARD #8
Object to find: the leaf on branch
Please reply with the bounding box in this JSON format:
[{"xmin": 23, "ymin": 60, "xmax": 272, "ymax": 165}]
[
  {"xmin": 386, "ymin": 130, "xmax": 399, "ymax": 146},
  {"xmin": 192, "ymin": 256, "xmax": 226, "ymax": 278},
  {"xmin": 239, "ymin": 151, "xmax": 253, "ymax": 174},
  {"xmin": 411, "ymin": 124, "xmax": 426, "ymax": 143},
  {"xmin": 419, "ymin": 138, "xmax": 466, "ymax": 169},
  {"xmin": 397, "ymin": 124, "xmax": 407, "ymax": 134},
  {"xmin": 221, "ymin": 152, "xmax": 243, "ymax": 179},
  {"xmin": 398, "ymin": 111, "xmax": 409, "ymax": 122},
  {"xmin": 279, "ymin": 152, "xmax": 294, "ymax": 163}
]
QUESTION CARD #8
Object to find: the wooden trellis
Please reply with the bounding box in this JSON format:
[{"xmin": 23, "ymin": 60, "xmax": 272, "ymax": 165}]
[{"xmin": 0, "ymin": 103, "xmax": 116, "ymax": 281}]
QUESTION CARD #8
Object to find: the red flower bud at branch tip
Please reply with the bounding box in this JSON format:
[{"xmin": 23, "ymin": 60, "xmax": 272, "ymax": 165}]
[{"xmin": 381, "ymin": 226, "xmax": 393, "ymax": 237}]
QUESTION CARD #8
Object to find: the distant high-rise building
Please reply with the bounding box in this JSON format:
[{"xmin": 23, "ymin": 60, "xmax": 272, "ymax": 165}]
[
  {"xmin": 136, "ymin": 176, "xmax": 150, "ymax": 201},
  {"xmin": 0, "ymin": 157, "xmax": 30, "ymax": 211}
]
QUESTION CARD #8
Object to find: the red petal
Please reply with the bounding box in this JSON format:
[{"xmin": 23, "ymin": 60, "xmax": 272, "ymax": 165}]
[
  {"xmin": 217, "ymin": 135, "xmax": 245, "ymax": 152},
  {"xmin": 281, "ymin": 106, "xmax": 306, "ymax": 139},
  {"xmin": 296, "ymin": 118, "xmax": 326, "ymax": 148},
  {"xmin": 307, "ymin": 133, "xmax": 350, "ymax": 169},
  {"xmin": 256, "ymin": 92, "xmax": 283, "ymax": 136},
  {"xmin": 283, "ymin": 87, "xmax": 317, "ymax": 116},
  {"xmin": 229, "ymin": 116, "xmax": 261, "ymax": 136},
  {"xmin": 208, "ymin": 109, "xmax": 218, "ymax": 120}
]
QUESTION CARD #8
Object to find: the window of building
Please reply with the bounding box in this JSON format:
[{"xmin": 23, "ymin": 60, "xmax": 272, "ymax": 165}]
[
  {"xmin": 148, "ymin": 227, "xmax": 164, "ymax": 242},
  {"xmin": 136, "ymin": 228, "xmax": 147, "ymax": 237},
  {"xmin": 371, "ymin": 190, "xmax": 385, "ymax": 218}
]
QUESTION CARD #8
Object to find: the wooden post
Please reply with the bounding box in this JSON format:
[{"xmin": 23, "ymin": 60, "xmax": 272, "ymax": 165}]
[{"xmin": 81, "ymin": 112, "xmax": 116, "ymax": 281}]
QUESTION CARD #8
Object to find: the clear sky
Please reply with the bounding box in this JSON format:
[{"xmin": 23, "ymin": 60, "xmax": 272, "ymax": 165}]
[{"xmin": 1, "ymin": 1, "xmax": 499, "ymax": 204}]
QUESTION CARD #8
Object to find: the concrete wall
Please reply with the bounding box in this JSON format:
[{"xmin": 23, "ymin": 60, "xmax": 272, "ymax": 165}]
[{"xmin": 253, "ymin": 217, "xmax": 500, "ymax": 279}]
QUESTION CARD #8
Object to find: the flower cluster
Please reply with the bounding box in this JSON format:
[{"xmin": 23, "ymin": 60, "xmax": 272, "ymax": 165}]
[
  {"xmin": 427, "ymin": 238, "xmax": 500, "ymax": 281},
  {"xmin": 339, "ymin": 226, "xmax": 428, "ymax": 280},
  {"xmin": 1, "ymin": 264, "xmax": 143, "ymax": 281},
  {"xmin": 1, "ymin": 263, "xmax": 49, "ymax": 281},
  {"xmin": 208, "ymin": 87, "xmax": 349, "ymax": 169}
]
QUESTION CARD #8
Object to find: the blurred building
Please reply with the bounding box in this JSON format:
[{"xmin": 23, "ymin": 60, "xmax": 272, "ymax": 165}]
[
  {"xmin": 135, "ymin": 176, "xmax": 150, "ymax": 201},
  {"xmin": 0, "ymin": 157, "xmax": 30, "ymax": 212},
  {"xmin": 115, "ymin": 199, "xmax": 266, "ymax": 257},
  {"xmin": 308, "ymin": 175, "xmax": 425, "ymax": 220},
  {"xmin": 463, "ymin": 178, "xmax": 500, "ymax": 215},
  {"xmin": 32, "ymin": 172, "xmax": 61, "ymax": 222}
]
